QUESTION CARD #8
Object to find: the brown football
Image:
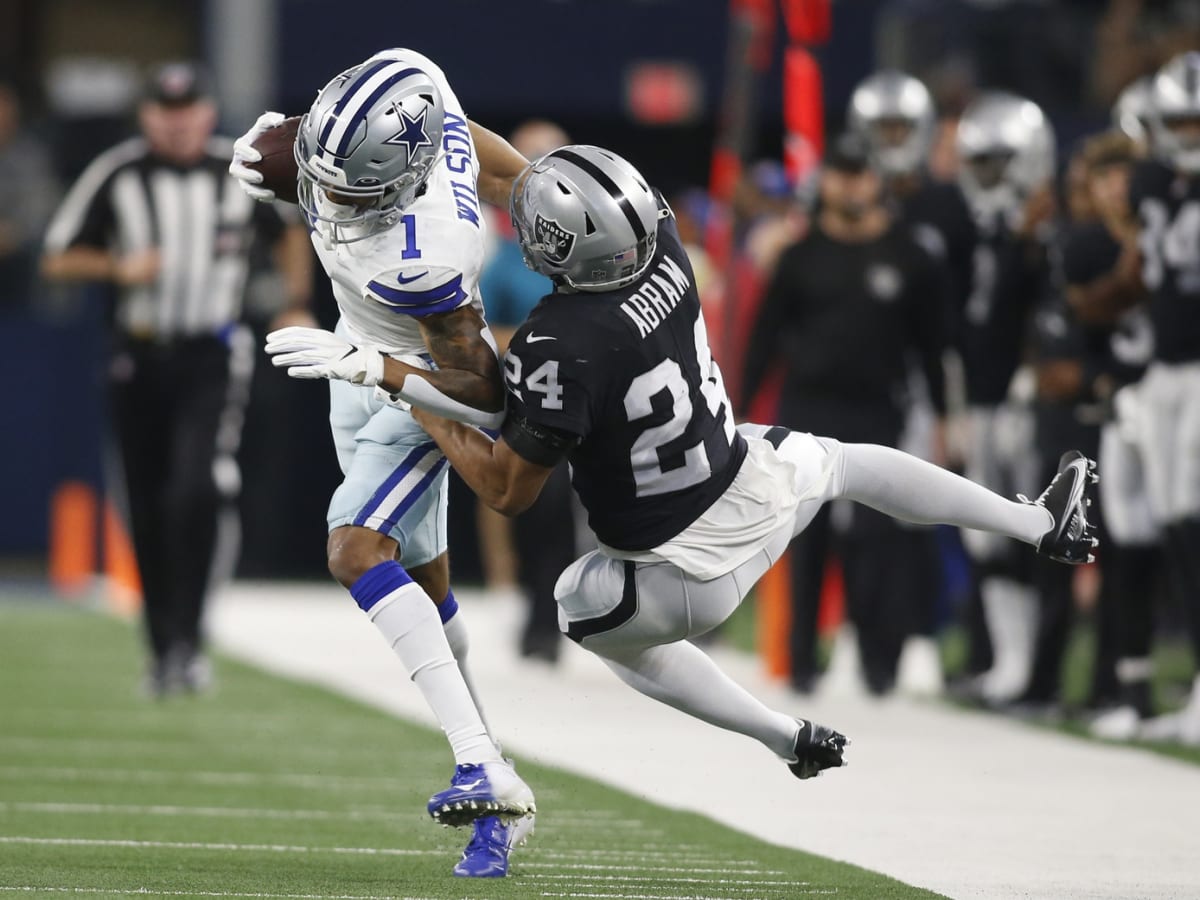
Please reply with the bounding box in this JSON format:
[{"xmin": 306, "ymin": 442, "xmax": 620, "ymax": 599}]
[{"xmin": 249, "ymin": 115, "xmax": 302, "ymax": 204}]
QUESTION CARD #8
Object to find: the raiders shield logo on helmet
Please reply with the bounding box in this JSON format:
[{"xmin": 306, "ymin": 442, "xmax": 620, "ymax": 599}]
[{"xmin": 534, "ymin": 213, "xmax": 576, "ymax": 264}]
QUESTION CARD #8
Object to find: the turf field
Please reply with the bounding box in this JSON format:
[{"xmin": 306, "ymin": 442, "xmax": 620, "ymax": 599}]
[{"xmin": 0, "ymin": 601, "xmax": 943, "ymax": 900}]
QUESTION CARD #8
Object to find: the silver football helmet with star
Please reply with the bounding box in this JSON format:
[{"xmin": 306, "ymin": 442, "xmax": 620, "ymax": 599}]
[
  {"xmin": 1149, "ymin": 51, "xmax": 1200, "ymax": 174},
  {"xmin": 295, "ymin": 57, "xmax": 445, "ymax": 244},
  {"xmin": 956, "ymin": 91, "xmax": 1055, "ymax": 230},
  {"xmin": 847, "ymin": 70, "xmax": 935, "ymax": 177},
  {"xmin": 510, "ymin": 145, "xmax": 668, "ymax": 292}
]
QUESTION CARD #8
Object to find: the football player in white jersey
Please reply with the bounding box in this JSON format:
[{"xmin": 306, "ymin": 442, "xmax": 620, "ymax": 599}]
[
  {"xmin": 278, "ymin": 144, "xmax": 1101, "ymax": 785},
  {"xmin": 229, "ymin": 48, "xmax": 533, "ymax": 877}
]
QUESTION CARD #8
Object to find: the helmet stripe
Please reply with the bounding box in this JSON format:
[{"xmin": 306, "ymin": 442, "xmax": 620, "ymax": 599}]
[
  {"xmin": 318, "ymin": 63, "xmax": 423, "ymax": 168},
  {"xmin": 318, "ymin": 59, "xmax": 393, "ymax": 147},
  {"xmin": 331, "ymin": 67, "xmax": 424, "ymax": 162},
  {"xmin": 549, "ymin": 148, "xmax": 648, "ymax": 241}
]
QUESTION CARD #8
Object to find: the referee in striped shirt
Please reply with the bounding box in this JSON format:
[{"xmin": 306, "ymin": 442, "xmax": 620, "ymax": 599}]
[{"xmin": 42, "ymin": 62, "xmax": 313, "ymax": 695}]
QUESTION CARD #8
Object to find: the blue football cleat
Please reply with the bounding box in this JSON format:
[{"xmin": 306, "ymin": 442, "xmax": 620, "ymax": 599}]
[
  {"xmin": 427, "ymin": 760, "xmax": 535, "ymax": 828},
  {"xmin": 453, "ymin": 813, "xmax": 536, "ymax": 878}
]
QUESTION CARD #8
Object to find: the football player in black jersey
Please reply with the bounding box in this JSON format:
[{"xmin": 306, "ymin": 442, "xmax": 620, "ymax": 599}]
[
  {"xmin": 356, "ymin": 145, "xmax": 1097, "ymax": 781},
  {"xmin": 848, "ymin": 73, "xmax": 977, "ymax": 695},
  {"xmin": 952, "ymin": 91, "xmax": 1059, "ymax": 706},
  {"xmin": 1115, "ymin": 52, "xmax": 1200, "ymax": 743}
]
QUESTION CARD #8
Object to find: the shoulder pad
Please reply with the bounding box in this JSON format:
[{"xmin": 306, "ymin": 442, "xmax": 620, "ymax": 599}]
[{"xmin": 365, "ymin": 265, "xmax": 470, "ymax": 318}]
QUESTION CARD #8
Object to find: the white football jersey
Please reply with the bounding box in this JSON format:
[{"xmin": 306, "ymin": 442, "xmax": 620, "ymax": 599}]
[{"xmin": 310, "ymin": 48, "xmax": 487, "ymax": 355}]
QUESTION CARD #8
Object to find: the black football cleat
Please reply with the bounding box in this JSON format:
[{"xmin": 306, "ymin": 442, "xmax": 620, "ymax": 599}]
[
  {"xmin": 1021, "ymin": 450, "xmax": 1100, "ymax": 565},
  {"xmin": 788, "ymin": 719, "xmax": 849, "ymax": 780}
]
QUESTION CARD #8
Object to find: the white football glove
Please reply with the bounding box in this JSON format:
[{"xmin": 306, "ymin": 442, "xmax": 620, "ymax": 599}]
[
  {"xmin": 229, "ymin": 111, "xmax": 285, "ymax": 202},
  {"xmin": 265, "ymin": 326, "xmax": 385, "ymax": 386}
]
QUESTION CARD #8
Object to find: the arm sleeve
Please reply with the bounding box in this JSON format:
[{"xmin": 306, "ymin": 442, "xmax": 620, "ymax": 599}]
[
  {"xmin": 740, "ymin": 248, "xmax": 796, "ymax": 412},
  {"xmin": 500, "ymin": 413, "xmax": 580, "ymax": 467},
  {"xmin": 366, "ymin": 264, "xmax": 473, "ymax": 318}
]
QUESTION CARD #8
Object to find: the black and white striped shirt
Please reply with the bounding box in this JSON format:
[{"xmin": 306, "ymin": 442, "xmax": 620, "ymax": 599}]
[{"xmin": 44, "ymin": 137, "xmax": 285, "ymax": 340}]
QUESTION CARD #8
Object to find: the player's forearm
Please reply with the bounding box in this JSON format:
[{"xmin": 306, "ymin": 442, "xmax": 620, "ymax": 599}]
[
  {"xmin": 468, "ymin": 120, "xmax": 529, "ymax": 208},
  {"xmin": 40, "ymin": 247, "xmax": 114, "ymax": 282},
  {"xmin": 414, "ymin": 411, "xmax": 516, "ymax": 511},
  {"xmin": 274, "ymin": 225, "xmax": 314, "ymax": 310},
  {"xmin": 380, "ymin": 358, "xmax": 505, "ymax": 423}
]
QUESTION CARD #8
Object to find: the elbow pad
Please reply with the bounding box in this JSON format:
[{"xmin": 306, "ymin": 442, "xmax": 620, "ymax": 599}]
[{"xmin": 385, "ymin": 371, "xmax": 506, "ymax": 430}]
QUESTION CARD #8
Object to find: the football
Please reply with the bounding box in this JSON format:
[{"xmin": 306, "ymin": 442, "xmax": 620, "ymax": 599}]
[{"xmin": 249, "ymin": 115, "xmax": 302, "ymax": 204}]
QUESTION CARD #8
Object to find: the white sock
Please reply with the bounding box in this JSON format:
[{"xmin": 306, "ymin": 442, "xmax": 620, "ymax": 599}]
[
  {"xmin": 442, "ymin": 606, "xmax": 498, "ymax": 751},
  {"xmin": 354, "ymin": 563, "xmax": 500, "ymax": 765},
  {"xmin": 598, "ymin": 641, "xmax": 800, "ymax": 760},
  {"xmin": 979, "ymin": 577, "xmax": 1038, "ymax": 702},
  {"xmin": 837, "ymin": 443, "xmax": 1053, "ymax": 545}
]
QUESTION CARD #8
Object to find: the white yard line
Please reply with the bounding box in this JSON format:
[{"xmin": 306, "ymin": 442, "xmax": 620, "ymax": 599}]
[
  {"xmin": 0, "ymin": 889, "xmax": 438, "ymax": 900},
  {"xmin": 208, "ymin": 584, "xmax": 1200, "ymax": 900}
]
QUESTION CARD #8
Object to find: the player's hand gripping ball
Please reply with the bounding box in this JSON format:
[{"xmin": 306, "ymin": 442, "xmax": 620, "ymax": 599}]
[{"xmin": 230, "ymin": 113, "xmax": 302, "ymax": 204}]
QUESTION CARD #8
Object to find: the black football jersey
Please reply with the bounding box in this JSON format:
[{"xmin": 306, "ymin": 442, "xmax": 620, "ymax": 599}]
[
  {"xmin": 503, "ymin": 213, "xmax": 746, "ymax": 551},
  {"xmin": 896, "ymin": 177, "xmax": 977, "ymax": 333},
  {"xmin": 1060, "ymin": 221, "xmax": 1152, "ymax": 388},
  {"xmin": 1130, "ymin": 159, "xmax": 1200, "ymax": 362},
  {"xmin": 960, "ymin": 223, "xmax": 1051, "ymax": 406}
]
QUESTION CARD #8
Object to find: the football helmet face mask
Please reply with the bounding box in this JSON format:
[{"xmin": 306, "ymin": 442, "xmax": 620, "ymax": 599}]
[
  {"xmin": 1149, "ymin": 52, "xmax": 1200, "ymax": 174},
  {"xmin": 847, "ymin": 70, "xmax": 935, "ymax": 177},
  {"xmin": 956, "ymin": 92, "xmax": 1055, "ymax": 231},
  {"xmin": 510, "ymin": 145, "xmax": 668, "ymax": 293},
  {"xmin": 295, "ymin": 58, "xmax": 445, "ymax": 244}
]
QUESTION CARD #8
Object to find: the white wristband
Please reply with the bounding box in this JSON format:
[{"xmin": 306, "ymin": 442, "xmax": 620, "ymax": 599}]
[{"xmin": 393, "ymin": 372, "xmax": 506, "ymax": 430}]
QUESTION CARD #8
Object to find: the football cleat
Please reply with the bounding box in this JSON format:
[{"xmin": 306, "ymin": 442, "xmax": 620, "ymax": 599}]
[
  {"xmin": 452, "ymin": 813, "xmax": 535, "ymax": 878},
  {"xmin": 1020, "ymin": 450, "xmax": 1099, "ymax": 564},
  {"xmin": 427, "ymin": 760, "xmax": 536, "ymax": 828},
  {"xmin": 788, "ymin": 719, "xmax": 849, "ymax": 780}
]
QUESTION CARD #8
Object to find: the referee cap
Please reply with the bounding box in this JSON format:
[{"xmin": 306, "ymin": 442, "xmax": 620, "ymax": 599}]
[{"xmin": 145, "ymin": 61, "xmax": 212, "ymax": 106}]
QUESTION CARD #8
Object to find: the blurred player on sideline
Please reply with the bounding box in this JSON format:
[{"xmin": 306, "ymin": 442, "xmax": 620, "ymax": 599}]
[
  {"xmin": 953, "ymin": 92, "xmax": 1058, "ymax": 705},
  {"xmin": 229, "ymin": 48, "xmax": 533, "ymax": 875},
  {"xmin": 275, "ymin": 145, "xmax": 1101, "ymax": 781},
  {"xmin": 1102, "ymin": 52, "xmax": 1200, "ymax": 745}
]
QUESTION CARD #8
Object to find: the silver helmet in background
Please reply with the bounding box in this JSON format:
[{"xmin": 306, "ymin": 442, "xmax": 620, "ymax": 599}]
[
  {"xmin": 1149, "ymin": 51, "xmax": 1200, "ymax": 173},
  {"xmin": 295, "ymin": 57, "xmax": 445, "ymax": 244},
  {"xmin": 847, "ymin": 70, "xmax": 936, "ymax": 177},
  {"xmin": 1112, "ymin": 76, "xmax": 1155, "ymax": 147},
  {"xmin": 956, "ymin": 91, "xmax": 1055, "ymax": 230},
  {"xmin": 511, "ymin": 145, "xmax": 667, "ymax": 292}
]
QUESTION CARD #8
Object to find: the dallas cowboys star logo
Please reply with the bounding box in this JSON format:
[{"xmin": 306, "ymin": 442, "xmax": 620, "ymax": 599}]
[{"xmin": 383, "ymin": 105, "xmax": 434, "ymax": 155}]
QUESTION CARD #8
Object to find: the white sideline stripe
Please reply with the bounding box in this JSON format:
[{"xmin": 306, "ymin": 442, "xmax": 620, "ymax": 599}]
[
  {"xmin": 0, "ymin": 802, "xmax": 404, "ymax": 822},
  {"xmin": 0, "ymin": 766, "xmax": 406, "ymax": 790},
  {"xmin": 540, "ymin": 897, "xmax": 840, "ymax": 900},
  {"xmin": 523, "ymin": 864, "xmax": 785, "ymax": 876},
  {"xmin": 532, "ymin": 876, "xmax": 810, "ymax": 887},
  {"xmin": 0, "ymin": 888, "xmax": 436, "ymax": 900}
]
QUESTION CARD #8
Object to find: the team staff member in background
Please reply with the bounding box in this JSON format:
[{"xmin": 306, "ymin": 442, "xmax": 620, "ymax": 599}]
[
  {"xmin": 41, "ymin": 62, "xmax": 313, "ymax": 695},
  {"xmin": 952, "ymin": 92, "xmax": 1057, "ymax": 706},
  {"xmin": 741, "ymin": 132, "xmax": 950, "ymax": 695},
  {"xmin": 478, "ymin": 119, "xmax": 577, "ymax": 663}
]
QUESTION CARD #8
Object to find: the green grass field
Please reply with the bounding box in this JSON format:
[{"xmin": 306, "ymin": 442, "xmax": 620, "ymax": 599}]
[{"xmin": 0, "ymin": 601, "xmax": 944, "ymax": 900}]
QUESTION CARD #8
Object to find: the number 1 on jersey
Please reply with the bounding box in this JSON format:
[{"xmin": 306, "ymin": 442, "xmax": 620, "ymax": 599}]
[{"xmin": 400, "ymin": 214, "xmax": 421, "ymax": 260}]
